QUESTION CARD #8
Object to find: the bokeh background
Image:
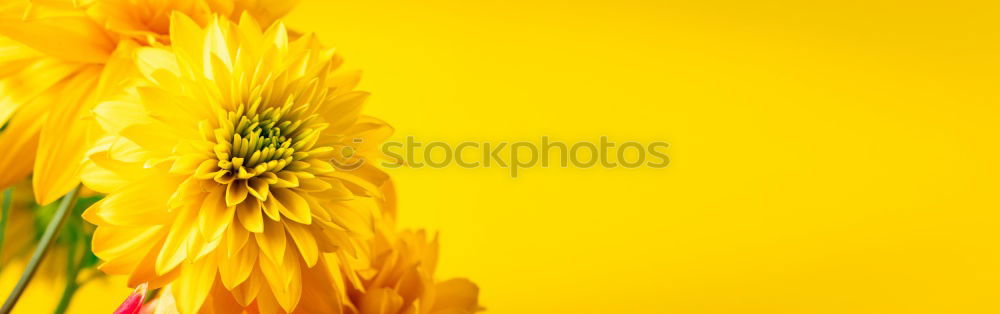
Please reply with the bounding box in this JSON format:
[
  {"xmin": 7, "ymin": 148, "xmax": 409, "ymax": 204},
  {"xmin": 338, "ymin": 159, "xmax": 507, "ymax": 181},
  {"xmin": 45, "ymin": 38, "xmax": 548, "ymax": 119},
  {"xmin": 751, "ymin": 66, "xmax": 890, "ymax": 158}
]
[{"xmin": 3, "ymin": 0, "xmax": 999, "ymax": 313}]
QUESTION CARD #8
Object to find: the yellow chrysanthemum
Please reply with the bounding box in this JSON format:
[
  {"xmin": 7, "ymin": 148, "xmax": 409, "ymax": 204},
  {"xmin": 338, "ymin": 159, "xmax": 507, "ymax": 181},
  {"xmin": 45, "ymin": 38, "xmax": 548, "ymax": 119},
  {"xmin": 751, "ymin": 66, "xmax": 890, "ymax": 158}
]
[
  {"xmin": 81, "ymin": 13, "xmax": 393, "ymax": 313},
  {"xmin": 343, "ymin": 227, "xmax": 482, "ymax": 314},
  {"xmin": 0, "ymin": 0, "xmax": 299, "ymax": 205}
]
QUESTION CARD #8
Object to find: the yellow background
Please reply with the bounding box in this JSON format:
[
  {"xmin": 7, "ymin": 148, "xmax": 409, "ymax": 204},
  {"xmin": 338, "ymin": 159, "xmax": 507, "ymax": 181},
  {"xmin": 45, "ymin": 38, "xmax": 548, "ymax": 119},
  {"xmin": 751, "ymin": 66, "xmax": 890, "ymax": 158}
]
[{"xmin": 290, "ymin": 0, "xmax": 1000, "ymax": 313}]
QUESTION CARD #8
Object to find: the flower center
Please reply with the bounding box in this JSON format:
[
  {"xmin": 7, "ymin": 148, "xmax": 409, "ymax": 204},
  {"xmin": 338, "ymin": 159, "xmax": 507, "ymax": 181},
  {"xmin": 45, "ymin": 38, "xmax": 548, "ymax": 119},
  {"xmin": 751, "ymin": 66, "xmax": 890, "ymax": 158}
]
[{"xmin": 212, "ymin": 101, "xmax": 318, "ymax": 185}]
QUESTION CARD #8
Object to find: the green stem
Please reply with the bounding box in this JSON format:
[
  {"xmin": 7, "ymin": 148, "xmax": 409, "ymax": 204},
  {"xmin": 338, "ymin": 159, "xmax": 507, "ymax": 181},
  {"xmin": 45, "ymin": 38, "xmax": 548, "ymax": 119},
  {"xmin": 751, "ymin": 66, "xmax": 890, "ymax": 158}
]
[
  {"xmin": 53, "ymin": 237, "xmax": 80, "ymax": 314},
  {"xmin": 0, "ymin": 186, "xmax": 80, "ymax": 314},
  {"xmin": 52, "ymin": 281, "xmax": 77, "ymax": 314},
  {"xmin": 0, "ymin": 188, "xmax": 13, "ymax": 272}
]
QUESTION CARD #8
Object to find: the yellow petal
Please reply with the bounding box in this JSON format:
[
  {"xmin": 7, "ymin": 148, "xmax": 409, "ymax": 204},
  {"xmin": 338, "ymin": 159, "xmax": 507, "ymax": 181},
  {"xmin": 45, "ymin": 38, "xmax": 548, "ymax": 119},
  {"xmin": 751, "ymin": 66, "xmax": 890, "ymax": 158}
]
[
  {"xmin": 127, "ymin": 241, "xmax": 182, "ymax": 288},
  {"xmin": 225, "ymin": 220, "xmax": 249, "ymax": 258},
  {"xmin": 120, "ymin": 122, "xmax": 181, "ymax": 154},
  {"xmin": 302, "ymin": 195, "xmax": 332, "ymax": 223},
  {"xmin": 192, "ymin": 230, "xmax": 223, "ymax": 261},
  {"xmin": 257, "ymin": 236, "xmax": 302, "ymax": 312},
  {"xmin": 0, "ymin": 90, "xmax": 46, "ymax": 189},
  {"xmin": 91, "ymin": 98, "xmax": 151, "ymax": 135},
  {"xmin": 138, "ymin": 86, "xmax": 211, "ymax": 127},
  {"xmin": 237, "ymin": 0, "xmax": 301, "ymax": 26},
  {"xmin": 198, "ymin": 185, "xmax": 234, "ymax": 241},
  {"xmin": 431, "ymin": 278, "xmax": 481, "ymax": 313},
  {"xmin": 261, "ymin": 193, "xmax": 282, "ymax": 221},
  {"xmin": 297, "ymin": 258, "xmax": 344, "ymax": 313},
  {"xmin": 151, "ymin": 287, "xmax": 179, "ymax": 314},
  {"xmin": 135, "ymin": 47, "xmax": 181, "ymax": 89},
  {"xmin": 56, "ymin": 45, "xmax": 140, "ymax": 199},
  {"xmin": 311, "ymin": 178, "xmax": 354, "ymax": 201},
  {"xmin": 254, "ymin": 218, "xmax": 286, "ymax": 265},
  {"xmin": 359, "ymin": 288, "xmax": 404, "ymax": 314},
  {"xmin": 234, "ymin": 13, "xmax": 263, "ymax": 60},
  {"xmin": 318, "ymin": 91, "xmax": 368, "ymax": 132},
  {"xmin": 89, "ymin": 183, "xmax": 172, "ymax": 226},
  {"xmin": 0, "ymin": 16, "xmax": 114, "ymax": 63},
  {"xmin": 343, "ymin": 115, "xmax": 395, "ymax": 154},
  {"xmin": 261, "ymin": 21, "xmax": 289, "ymax": 57},
  {"xmin": 273, "ymin": 171, "xmax": 299, "ymax": 188},
  {"xmin": 172, "ymin": 255, "xmax": 217, "ymax": 314},
  {"xmin": 272, "ymin": 188, "xmax": 311, "ymax": 224},
  {"xmin": 33, "ymin": 67, "xmax": 101, "ymax": 205},
  {"xmin": 304, "ymin": 158, "xmax": 335, "ymax": 175},
  {"xmin": 230, "ymin": 267, "xmax": 264, "ymax": 307},
  {"xmin": 156, "ymin": 206, "xmax": 197, "ymax": 274},
  {"xmin": 80, "ymin": 146, "xmax": 146, "ymax": 194},
  {"xmin": 91, "ymin": 225, "xmax": 164, "ymax": 273},
  {"xmin": 379, "ymin": 179, "xmax": 397, "ymax": 219},
  {"xmin": 169, "ymin": 153, "xmax": 210, "ymax": 175},
  {"xmin": 328, "ymin": 162, "xmax": 389, "ymax": 199},
  {"xmin": 167, "ymin": 176, "xmax": 205, "ymax": 210},
  {"xmin": 168, "ymin": 13, "xmax": 205, "ymax": 79},
  {"xmin": 236, "ymin": 199, "xmax": 264, "ymax": 233},
  {"xmin": 335, "ymin": 204, "xmax": 376, "ymax": 239},
  {"xmin": 217, "ymin": 240, "xmax": 256, "ymax": 290},
  {"xmin": 203, "ymin": 279, "xmax": 245, "ymax": 314},
  {"xmin": 92, "ymin": 40, "xmax": 141, "ymax": 101},
  {"xmin": 252, "ymin": 276, "xmax": 282, "ymax": 314},
  {"xmin": 226, "ymin": 179, "xmax": 249, "ymax": 206},
  {"xmin": 194, "ymin": 159, "xmax": 222, "ymax": 179},
  {"xmin": 278, "ymin": 243, "xmax": 303, "ymax": 311},
  {"xmin": 295, "ymin": 177, "xmax": 332, "ymax": 192},
  {"xmin": 0, "ymin": 58, "xmax": 81, "ymax": 126},
  {"xmin": 247, "ymin": 177, "xmax": 270, "ymax": 200},
  {"xmin": 284, "ymin": 222, "xmax": 318, "ymax": 267}
]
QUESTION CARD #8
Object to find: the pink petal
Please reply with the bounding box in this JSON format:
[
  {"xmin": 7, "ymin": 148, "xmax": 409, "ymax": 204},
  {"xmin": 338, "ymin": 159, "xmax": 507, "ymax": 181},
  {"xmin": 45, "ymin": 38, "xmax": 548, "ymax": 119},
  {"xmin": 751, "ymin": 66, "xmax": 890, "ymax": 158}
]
[{"xmin": 113, "ymin": 283, "xmax": 148, "ymax": 314}]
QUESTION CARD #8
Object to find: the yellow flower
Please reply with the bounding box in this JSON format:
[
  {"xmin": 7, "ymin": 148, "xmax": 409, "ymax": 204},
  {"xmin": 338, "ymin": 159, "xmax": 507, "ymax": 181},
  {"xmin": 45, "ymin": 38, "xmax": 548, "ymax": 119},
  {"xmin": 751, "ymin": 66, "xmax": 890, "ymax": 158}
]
[
  {"xmin": 0, "ymin": 0, "xmax": 300, "ymax": 205},
  {"xmin": 343, "ymin": 227, "xmax": 482, "ymax": 314},
  {"xmin": 81, "ymin": 13, "xmax": 392, "ymax": 313}
]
